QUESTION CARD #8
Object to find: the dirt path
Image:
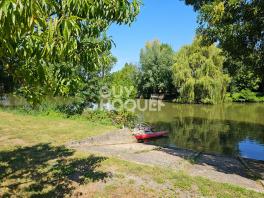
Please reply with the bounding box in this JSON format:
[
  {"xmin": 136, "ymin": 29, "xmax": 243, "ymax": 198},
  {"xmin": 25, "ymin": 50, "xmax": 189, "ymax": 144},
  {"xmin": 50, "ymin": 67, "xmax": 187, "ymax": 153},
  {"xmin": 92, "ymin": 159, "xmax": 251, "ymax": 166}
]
[{"xmin": 68, "ymin": 129, "xmax": 264, "ymax": 193}]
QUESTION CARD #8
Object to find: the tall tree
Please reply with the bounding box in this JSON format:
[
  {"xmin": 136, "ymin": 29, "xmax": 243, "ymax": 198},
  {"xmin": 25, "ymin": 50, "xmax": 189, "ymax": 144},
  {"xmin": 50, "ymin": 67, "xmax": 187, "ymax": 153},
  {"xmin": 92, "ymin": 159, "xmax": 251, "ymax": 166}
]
[
  {"xmin": 138, "ymin": 40, "xmax": 174, "ymax": 98},
  {"xmin": 0, "ymin": 0, "xmax": 140, "ymax": 105},
  {"xmin": 172, "ymin": 37, "xmax": 230, "ymax": 104},
  {"xmin": 184, "ymin": 0, "xmax": 264, "ymax": 91},
  {"xmin": 111, "ymin": 63, "xmax": 138, "ymax": 101}
]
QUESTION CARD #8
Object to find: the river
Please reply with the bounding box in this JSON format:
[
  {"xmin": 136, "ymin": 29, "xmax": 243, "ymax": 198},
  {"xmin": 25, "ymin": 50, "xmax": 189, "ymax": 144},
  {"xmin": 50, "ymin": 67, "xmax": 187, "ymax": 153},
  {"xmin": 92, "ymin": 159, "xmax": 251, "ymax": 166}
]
[{"xmin": 138, "ymin": 101, "xmax": 264, "ymax": 161}]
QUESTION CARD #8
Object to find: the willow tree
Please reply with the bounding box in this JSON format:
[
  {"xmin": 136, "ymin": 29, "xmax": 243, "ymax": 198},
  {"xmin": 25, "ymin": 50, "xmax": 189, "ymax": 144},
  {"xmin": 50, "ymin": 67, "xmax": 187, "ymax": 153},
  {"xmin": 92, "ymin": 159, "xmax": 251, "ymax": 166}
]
[
  {"xmin": 138, "ymin": 40, "xmax": 174, "ymax": 98},
  {"xmin": 0, "ymin": 0, "xmax": 140, "ymax": 105},
  {"xmin": 172, "ymin": 37, "xmax": 230, "ymax": 104}
]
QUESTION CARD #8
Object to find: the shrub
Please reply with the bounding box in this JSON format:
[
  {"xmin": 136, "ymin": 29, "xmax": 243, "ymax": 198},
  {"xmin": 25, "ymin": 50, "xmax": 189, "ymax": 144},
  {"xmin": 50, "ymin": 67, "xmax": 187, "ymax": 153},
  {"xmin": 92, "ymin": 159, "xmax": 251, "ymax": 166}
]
[
  {"xmin": 83, "ymin": 109, "xmax": 137, "ymax": 128},
  {"xmin": 224, "ymin": 93, "xmax": 233, "ymax": 103},
  {"xmin": 5, "ymin": 96, "xmax": 137, "ymax": 128},
  {"xmin": 56, "ymin": 102, "xmax": 86, "ymax": 116},
  {"xmin": 231, "ymin": 89, "xmax": 264, "ymax": 102}
]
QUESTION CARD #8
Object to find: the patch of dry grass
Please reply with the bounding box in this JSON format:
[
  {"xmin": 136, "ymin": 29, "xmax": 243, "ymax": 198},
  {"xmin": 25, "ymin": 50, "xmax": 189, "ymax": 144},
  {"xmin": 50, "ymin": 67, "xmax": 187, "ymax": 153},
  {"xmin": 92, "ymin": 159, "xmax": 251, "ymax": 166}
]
[{"xmin": 95, "ymin": 158, "xmax": 264, "ymax": 198}]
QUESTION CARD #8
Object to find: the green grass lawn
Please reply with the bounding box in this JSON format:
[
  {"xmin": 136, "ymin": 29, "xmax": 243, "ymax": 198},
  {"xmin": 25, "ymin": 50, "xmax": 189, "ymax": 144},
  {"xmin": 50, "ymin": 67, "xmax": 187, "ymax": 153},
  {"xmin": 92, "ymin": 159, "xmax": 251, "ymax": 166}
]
[
  {"xmin": 0, "ymin": 110, "xmax": 115, "ymax": 150},
  {"xmin": 0, "ymin": 109, "xmax": 263, "ymax": 197}
]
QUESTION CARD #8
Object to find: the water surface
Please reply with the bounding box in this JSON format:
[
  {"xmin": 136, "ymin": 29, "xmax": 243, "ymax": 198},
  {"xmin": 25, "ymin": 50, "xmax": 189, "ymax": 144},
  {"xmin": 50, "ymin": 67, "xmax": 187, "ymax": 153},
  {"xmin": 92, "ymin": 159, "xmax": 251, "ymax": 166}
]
[{"xmin": 139, "ymin": 101, "xmax": 264, "ymax": 161}]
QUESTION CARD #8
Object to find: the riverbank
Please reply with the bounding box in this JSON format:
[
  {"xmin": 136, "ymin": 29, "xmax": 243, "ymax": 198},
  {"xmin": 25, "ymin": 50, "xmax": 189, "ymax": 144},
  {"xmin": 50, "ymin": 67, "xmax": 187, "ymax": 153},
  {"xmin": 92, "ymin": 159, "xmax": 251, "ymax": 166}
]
[
  {"xmin": 69, "ymin": 129, "xmax": 264, "ymax": 193},
  {"xmin": 0, "ymin": 110, "xmax": 264, "ymax": 197}
]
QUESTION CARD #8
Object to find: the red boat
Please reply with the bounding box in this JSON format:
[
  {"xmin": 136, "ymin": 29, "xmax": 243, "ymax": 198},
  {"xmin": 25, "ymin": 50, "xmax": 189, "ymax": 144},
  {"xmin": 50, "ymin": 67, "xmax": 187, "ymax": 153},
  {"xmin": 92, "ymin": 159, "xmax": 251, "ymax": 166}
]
[
  {"xmin": 132, "ymin": 123, "xmax": 169, "ymax": 140},
  {"xmin": 134, "ymin": 131, "xmax": 168, "ymax": 140}
]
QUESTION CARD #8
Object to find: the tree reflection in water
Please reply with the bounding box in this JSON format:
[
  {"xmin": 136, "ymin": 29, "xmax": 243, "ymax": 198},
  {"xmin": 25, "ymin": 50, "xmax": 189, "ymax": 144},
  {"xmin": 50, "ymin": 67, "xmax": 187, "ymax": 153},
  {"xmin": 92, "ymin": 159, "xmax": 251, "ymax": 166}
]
[{"xmin": 141, "ymin": 102, "xmax": 264, "ymax": 160}]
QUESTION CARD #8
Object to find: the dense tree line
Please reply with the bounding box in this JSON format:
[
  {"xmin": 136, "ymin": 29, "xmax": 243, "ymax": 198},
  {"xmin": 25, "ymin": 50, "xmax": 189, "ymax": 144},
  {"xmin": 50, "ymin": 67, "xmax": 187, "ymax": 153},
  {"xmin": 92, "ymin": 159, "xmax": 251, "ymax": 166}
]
[{"xmin": 113, "ymin": 36, "xmax": 263, "ymax": 104}]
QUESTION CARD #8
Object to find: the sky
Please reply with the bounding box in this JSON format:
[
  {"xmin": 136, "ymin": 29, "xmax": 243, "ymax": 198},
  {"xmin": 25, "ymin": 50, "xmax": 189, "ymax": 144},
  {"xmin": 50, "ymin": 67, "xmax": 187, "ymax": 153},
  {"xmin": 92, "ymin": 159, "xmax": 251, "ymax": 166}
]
[{"xmin": 107, "ymin": 0, "xmax": 198, "ymax": 72}]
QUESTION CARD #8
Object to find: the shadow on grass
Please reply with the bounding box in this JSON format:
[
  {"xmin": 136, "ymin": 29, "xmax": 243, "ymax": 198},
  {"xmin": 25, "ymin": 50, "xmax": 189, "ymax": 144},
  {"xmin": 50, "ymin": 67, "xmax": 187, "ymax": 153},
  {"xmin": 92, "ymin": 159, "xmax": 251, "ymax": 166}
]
[{"xmin": 0, "ymin": 144, "xmax": 108, "ymax": 197}]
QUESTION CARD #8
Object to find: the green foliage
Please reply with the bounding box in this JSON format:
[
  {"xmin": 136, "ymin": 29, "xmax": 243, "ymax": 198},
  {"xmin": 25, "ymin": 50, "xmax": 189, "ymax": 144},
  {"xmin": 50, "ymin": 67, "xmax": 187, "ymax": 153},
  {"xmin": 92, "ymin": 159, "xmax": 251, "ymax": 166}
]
[
  {"xmin": 3, "ymin": 96, "xmax": 137, "ymax": 128},
  {"xmin": 223, "ymin": 55, "xmax": 261, "ymax": 93},
  {"xmin": 224, "ymin": 93, "xmax": 233, "ymax": 103},
  {"xmin": 231, "ymin": 89, "xmax": 264, "ymax": 103},
  {"xmin": 57, "ymin": 102, "xmax": 87, "ymax": 116},
  {"xmin": 46, "ymin": 63, "xmax": 83, "ymax": 96},
  {"xmin": 230, "ymin": 69, "xmax": 261, "ymax": 93},
  {"xmin": 172, "ymin": 37, "xmax": 230, "ymax": 104},
  {"xmin": 10, "ymin": 96, "xmax": 80, "ymax": 117},
  {"xmin": 83, "ymin": 110, "xmax": 137, "ymax": 128},
  {"xmin": 137, "ymin": 40, "xmax": 174, "ymax": 97},
  {"xmin": 225, "ymin": 58, "xmax": 261, "ymax": 93},
  {"xmin": 0, "ymin": 0, "xmax": 141, "ymax": 105},
  {"xmin": 111, "ymin": 63, "xmax": 138, "ymax": 102},
  {"xmin": 78, "ymin": 52, "xmax": 117, "ymax": 105},
  {"xmin": 185, "ymin": 0, "xmax": 264, "ymax": 92}
]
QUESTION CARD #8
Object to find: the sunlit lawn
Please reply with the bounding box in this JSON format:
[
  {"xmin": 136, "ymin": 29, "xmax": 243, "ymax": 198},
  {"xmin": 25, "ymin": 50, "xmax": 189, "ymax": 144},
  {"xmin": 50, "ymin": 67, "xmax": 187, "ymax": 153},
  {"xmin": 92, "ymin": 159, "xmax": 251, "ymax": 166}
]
[
  {"xmin": 0, "ymin": 109, "xmax": 263, "ymax": 197},
  {"xmin": 0, "ymin": 110, "xmax": 115, "ymax": 150}
]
